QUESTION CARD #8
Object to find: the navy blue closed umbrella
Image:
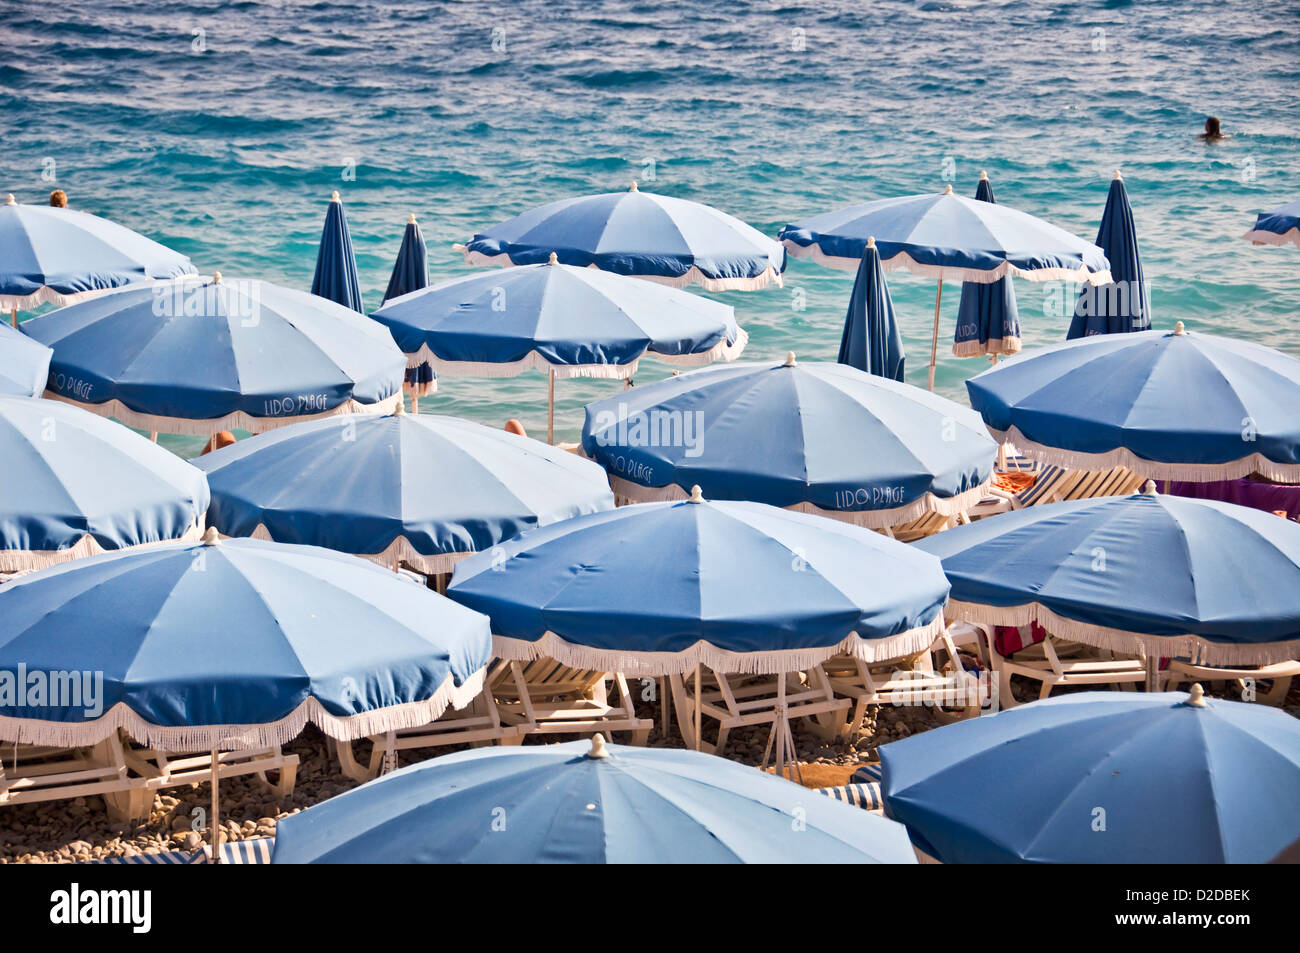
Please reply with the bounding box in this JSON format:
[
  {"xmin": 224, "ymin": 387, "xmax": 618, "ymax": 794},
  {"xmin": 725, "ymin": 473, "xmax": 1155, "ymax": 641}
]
[
  {"xmin": 954, "ymin": 173, "xmax": 1020, "ymax": 358},
  {"xmin": 311, "ymin": 191, "xmax": 363, "ymax": 313},
  {"xmin": 383, "ymin": 214, "xmax": 428, "ymax": 305},
  {"xmin": 838, "ymin": 237, "xmax": 904, "ymax": 381},
  {"xmin": 1068, "ymin": 171, "xmax": 1151, "ymax": 338}
]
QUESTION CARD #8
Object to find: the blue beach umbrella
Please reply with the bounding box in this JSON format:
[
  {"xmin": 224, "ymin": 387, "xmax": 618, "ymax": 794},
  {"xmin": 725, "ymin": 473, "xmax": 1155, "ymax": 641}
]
[
  {"xmin": 456, "ymin": 181, "xmax": 786, "ymax": 291},
  {"xmin": 0, "ymin": 193, "xmax": 195, "ymax": 321},
  {"xmin": 839, "ymin": 236, "xmax": 905, "ymax": 380},
  {"xmin": 0, "ymin": 533, "xmax": 492, "ymax": 749},
  {"xmin": 21, "ymin": 273, "xmax": 404, "ymax": 436},
  {"xmin": 953, "ymin": 173, "xmax": 1020, "ymax": 358},
  {"xmin": 1068, "ymin": 171, "xmax": 1151, "ymax": 338},
  {"xmin": 780, "ymin": 184, "xmax": 1110, "ymax": 389},
  {"xmin": 0, "ymin": 321, "xmax": 51, "ymax": 396},
  {"xmin": 914, "ymin": 485, "xmax": 1300, "ymax": 665},
  {"xmin": 272, "ymin": 736, "xmax": 918, "ymax": 864},
  {"xmin": 382, "ymin": 214, "xmax": 429, "ymax": 304},
  {"xmin": 310, "ymin": 191, "xmax": 363, "ymax": 312},
  {"xmin": 581, "ymin": 356, "xmax": 995, "ymax": 529},
  {"xmin": 1243, "ymin": 198, "xmax": 1300, "ymax": 248},
  {"xmin": 880, "ymin": 688, "xmax": 1300, "ymax": 864},
  {"xmin": 0, "ymin": 395, "xmax": 209, "ymax": 572},
  {"xmin": 966, "ymin": 322, "xmax": 1300, "ymax": 482},
  {"xmin": 196, "ymin": 406, "xmax": 615, "ymax": 574},
  {"xmin": 448, "ymin": 492, "xmax": 950, "ymax": 674},
  {"xmin": 372, "ymin": 253, "xmax": 747, "ymax": 441}
]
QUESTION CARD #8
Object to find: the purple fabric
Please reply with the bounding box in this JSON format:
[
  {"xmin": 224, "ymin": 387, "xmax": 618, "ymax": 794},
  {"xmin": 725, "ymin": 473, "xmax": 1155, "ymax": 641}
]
[{"xmin": 1167, "ymin": 479, "xmax": 1300, "ymax": 520}]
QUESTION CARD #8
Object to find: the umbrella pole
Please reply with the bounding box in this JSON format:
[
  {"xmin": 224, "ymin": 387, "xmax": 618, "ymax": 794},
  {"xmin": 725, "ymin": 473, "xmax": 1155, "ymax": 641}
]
[
  {"xmin": 9, "ymin": 308, "xmax": 15, "ymax": 329},
  {"xmin": 693, "ymin": 664, "xmax": 702, "ymax": 752},
  {"xmin": 927, "ymin": 279, "xmax": 944, "ymax": 392},
  {"xmin": 149, "ymin": 432, "xmax": 158, "ymax": 443},
  {"xmin": 209, "ymin": 749, "xmax": 222, "ymax": 865},
  {"xmin": 547, "ymin": 369, "xmax": 555, "ymax": 445}
]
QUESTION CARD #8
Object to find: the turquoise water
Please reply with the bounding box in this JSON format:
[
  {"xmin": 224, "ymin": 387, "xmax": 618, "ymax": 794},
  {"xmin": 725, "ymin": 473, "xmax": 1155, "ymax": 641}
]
[{"xmin": 4, "ymin": 0, "xmax": 1298, "ymax": 456}]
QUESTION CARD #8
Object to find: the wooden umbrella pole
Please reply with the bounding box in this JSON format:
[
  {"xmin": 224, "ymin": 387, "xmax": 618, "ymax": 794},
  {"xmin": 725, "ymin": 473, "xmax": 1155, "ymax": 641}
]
[
  {"xmin": 927, "ymin": 279, "xmax": 944, "ymax": 392},
  {"xmin": 209, "ymin": 749, "xmax": 222, "ymax": 865},
  {"xmin": 547, "ymin": 369, "xmax": 555, "ymax": 445},
  {"xmin": 693, "ymin": 664, "xmax": 701, "ymax": 752},
  {"xmin": 9, "ymin": 308, "xmax": 16, "ymax": 329}
]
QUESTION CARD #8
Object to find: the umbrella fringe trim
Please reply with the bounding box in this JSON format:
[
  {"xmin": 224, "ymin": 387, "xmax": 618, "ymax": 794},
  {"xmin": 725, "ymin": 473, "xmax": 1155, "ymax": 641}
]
[
  {"xmin": 0, "ymin": 520, "xmax": 206, "ymax": 574},
  {"xmin": 403, "ymin": 379, "xmax": 439, "ymax": 398},
  {"xmin": 489, "ymin": 615, "xmax": 948, "ymax": 677},
  {"xmin": 990, "ymin": 425, "xmax": 1300, "ymax": 483},
  {"xmin": 781, "ymin": 241, "xmax": 1113, "ymax": 285},
  {"xmin": 0, "ymin": 668, "xmax": 488, "ymax": 752},
  {"xmin": 40, "ymin": 391, "xmax": 404, "ymax": 437},
  {"xmin": 945, "ymin": 599, "xmax": 1300, "ymax": 667},
  {"xmin": 952, "ymin": 336, "xmax": 1021, "ymax": 358},
  {"xmin": 603, "ymin": 472, "xmax": 993, "ymax": 530},
  {"xmin": 460, "ymin": 250, "xmax": 783, "ymax": 292},
  {"xmin": 399, "ymin": 326, "xmax": 748, "ymax": 381},
  {"xmin": 1242, "ymin": 227, "xmax": 1300, "ymax": 248},
  {"xmin": 241, "ymin": 524, "xmax": 474, "ymax": 575},
  {"xmin": 0, "ymin": 283, "xmax": 147, "ymax": 312}
]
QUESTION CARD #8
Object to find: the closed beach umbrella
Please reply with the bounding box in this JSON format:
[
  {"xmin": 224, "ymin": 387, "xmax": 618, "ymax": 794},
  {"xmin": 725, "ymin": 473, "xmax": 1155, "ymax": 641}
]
[
  {"xmin": 196, "ymin": 405, "xmax": 615, "ymax": 574},
  {"xmin": 455, "ymin": 182, "xmax": 786, "ymax": 291},
  {"xmin": 382, "ymin": 214, "xmax": 429, "ymax": 304},
  {"xmin": 581, "ymin": 355, "xmax": 995, "ymax": 529},
  {"xmin": 0, "ymin": 193, "xmax": 195, "ymax": 324},
  {"xmin": 1068, "ymin": 171, "xmax": 1152, "ymax": 338},
  {"xmin": 953, "ymin": 173, "xmax": 1020, "ymax": 358},
  {"xmin": 966, "ymin": 322, "xmax": 1300, "ymax": 482},
  {"xmin": 880, "ymin": 687, "xmax": 1300, "ymax": 863},
  {"xmin": 0, "ymin": 321, "xmax": 51, "ymax": 396},
  {"xmin": 839, "ymin": 237, "xmax": 905, "ymax": 380},
  {"xmin": 272, "ymin": 735, "xmax": 918, "ymax": 864},
  {"xmin": 372, "ymin": 254, "xmax": 747, "ymax": 441},
  {"xmin": 914, "ymin": 484, "xmax": 1300, "ymax": 665},
  {"xmin": 1243, "ymin": 198, "xmax": 1300, "ymax": 247},
  {"xmin": 311, "ymin": 191, "xmax": 363, "ymax": 312},
  {"xmin": 22, "ymin": 273, "xmax": 404, "ymax": 436},
  {"xmin": 780, "ymin": 185, "xmax": 1110, "ymax": 389},
  {"xmin": 0, "ymin": 395, "xmax": 208, "ymax": 572}
]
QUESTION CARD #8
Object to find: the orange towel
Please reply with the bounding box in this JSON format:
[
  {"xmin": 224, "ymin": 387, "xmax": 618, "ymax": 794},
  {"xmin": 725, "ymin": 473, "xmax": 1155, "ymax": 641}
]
[{"xmin": 993, "ymin": 470, "xmax": 1036, "ymax": 494}]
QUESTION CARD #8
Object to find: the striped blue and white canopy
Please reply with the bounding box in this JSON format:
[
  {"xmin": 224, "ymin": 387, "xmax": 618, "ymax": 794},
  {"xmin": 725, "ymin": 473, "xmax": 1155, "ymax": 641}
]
[{"xmin": 1243, "ymin": 198, "xmax": 1300, "ymax": 248}]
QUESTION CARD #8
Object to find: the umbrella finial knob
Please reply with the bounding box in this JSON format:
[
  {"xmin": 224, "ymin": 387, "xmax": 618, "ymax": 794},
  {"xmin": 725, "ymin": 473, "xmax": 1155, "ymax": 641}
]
[
  {"xmin": 688, "ymin": 484, "xmax": 705, "ymax": 503},
  {"xmin": 979, "ymin": 169, "xmax": 988, "ymax": 181},
  {"xmin": 330, "ymin": 190, "xmax": 341, "ymax": 202},
  {"xmin": 629, "ymin": 180, "xmax": 638, "ymax": 192},
  {"xmin": 866, "ymin": 235, "xmax": 876, "ymax": 249},
  {"xmin": 1173, "ymin": 321, "xmax": 1186, "ymax": 335},
  {"xmin": 1114, "ymin": 169, "xmax": 1123, "ymax": 180},
  {"xmin": 783, "ymin": 351, "xmax": 797, "ymax": 367},
  {"xmin": 944, "ymin": 183, "xmax": 953, "ymax": 194},
  {"xmin": 408, "ymin": 213, "xmax": 417, "ymax": 224},
  {"xmin": 1141, "ymin": 479, "xmax": 1158, "ymax": 495},
  {"xmin": 201, "ymin": 527, "xmax": 221, "ymax": 546},
  {"xmin": 587, "ymin": 733, "xmax": 611, "ymax": 758},
  {"xmin": 1187, "ymin": 683, "xmax": 1207, "ymax": 707},
  {"xmin": 548, "ymin": 251, "xmax": 559, "ymax": 265},
  {"xmin": 4, "ymin": 194, "xmax": 15, "ymax": 206},
  {"xmin": 211, "ymin": 271, "xmax": 222, "ymax": 284},
  {"xmin": 393, "ymin": 399, "xmax": 406, "ymax": 416}
]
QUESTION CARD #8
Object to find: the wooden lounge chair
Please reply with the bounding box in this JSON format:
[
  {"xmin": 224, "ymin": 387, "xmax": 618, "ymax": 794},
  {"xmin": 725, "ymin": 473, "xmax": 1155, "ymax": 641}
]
[
  {"xmin": 1012, "ymin": 464, "xmax": 1144, "ymax": 508},
  {"xmin": 493, "ymin": 657, "xmax": 652, "ymax": 743},
  {"xmin": 975, "ymin": 622, "xmax": 1148, "ymax": 707},
  {"xmin": 1161, "ymin": 659, "xmax": 1300, "ymax": 706}
]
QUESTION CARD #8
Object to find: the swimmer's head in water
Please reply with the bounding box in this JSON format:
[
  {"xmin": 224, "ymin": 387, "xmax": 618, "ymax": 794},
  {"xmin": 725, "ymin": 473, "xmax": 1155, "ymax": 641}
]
[
  {"xmin": 49, "ymin": 189, "xmax": 67, "ymax": 207},
  {"xmin": 1205, "ymin": 116, "xmax": 1221, "ymax": 136}
]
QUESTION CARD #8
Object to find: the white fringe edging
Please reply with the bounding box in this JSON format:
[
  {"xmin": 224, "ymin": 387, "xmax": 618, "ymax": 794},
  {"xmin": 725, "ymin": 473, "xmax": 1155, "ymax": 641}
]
[
  {"xmin": 1243, "ymin": 227, "xmax": 1300, "ymax": 248},
  {"xmin": 604, "ymin": 472, "xmax": 992, "ymax": 530},
  {"xmin": 0, "ymin": 284, "xmax": 136, "ymax": 312},
  {"xmin": 781, "ymin": 241, "xmax": 1113, "ymax": 286},
  {"xmin": 945, "ymin": 599, "xmax": 1300, "ymax": 667},
  {"xmin": 40, "ymin": 391, "xmax": 404, "ymax": 437},
  {"xmin": 952, "ymin": 336, "xmax": 1022, "ymax": 358},
  {"xmin": 490, "ymin": 614, "xmax": 948, "ymax": 677},
  {"xmin": 0, "ymin": 520, "xmax": 205, "ymax": 574},
  {"xmin": 987, "ymin": 425, "xmax": 1300, "ymax": 484},
  {"xmin": 399, "ymin": 327, "xmax": 749, "ymax": 381},
  {"xmin": 0, "ymin": 668, "xmax": 487, "ymax": 753},
  {"xmin": 460, "ymin": 250, "xmax": 784, "ymax": 292},
  {"xmin": 242, "ymin": 524, "xmax": 474, "ymax": 575}
]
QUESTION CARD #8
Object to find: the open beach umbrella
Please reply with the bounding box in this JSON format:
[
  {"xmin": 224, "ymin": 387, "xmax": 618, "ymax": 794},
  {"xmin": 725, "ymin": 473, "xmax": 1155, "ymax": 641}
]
[
  {"xmin": 0, "ymin": 532, "xmax": 491, "ymax": 860},
  {"xmin": 1068, "ymin": 171, "xmax": 1151, "ymax": 338},
  {"xmin": 953, "ymin": 173, "xmax": 1020, "ymax": 358},
  {"xmin": 310, "ymin": 191, "xmax": 363, "ymax": 312},
  {"xmin": 0, "ymin": 321, "xmax": 51, "ymax": 396},
  {"xmin": 383, "ymin": 214, "xmax": 429, "ymax": 304},
  {"xmin": 914, "ymin": 484, "xmax": 1300, "ymax": 665},
  {"xmin": 839, "ymin": 237, "xmax": 905, "ymax": 380},
  {"xmin": 0, "ymin": 193, "xmax": 195, "ymax": 324},
  {"xmin": 371, "ymin": 253, "xmax": 747, "ymax": 442},
  {"xmin": 455, "ymin": 182, "xmax": 786, "ymax": 291},
  {"xmin": 272, "ymin": 735, "xmax": 918, "ymax": 864},
  {"xmin": 1243, "ymin": 198, "xmax": 1300, "ymax": 247},
  {"xmin": 581, "ymin": 355, "xmax": 995, "ymax": 529},
  {"xmin": 779, "ymin": 184, "xmax": 1111, "ymax": 389},
  {"xmin": 21, "ymin": 273, "xmax": 404, "ymax": 437},
  {"xmin": 0, "ymin": 395, "xmax": 208, "ymax": 572},
  {"xmin": 880, "ymin": 687, "xmax": 1300, "ymax": 864},
  {"xmin": 196, "ymin": 405, "xmax": 615, "ymax": 574},
  {"xmin": 966, "ymin": 322, "xmax": 1300, "ymax": 482}
]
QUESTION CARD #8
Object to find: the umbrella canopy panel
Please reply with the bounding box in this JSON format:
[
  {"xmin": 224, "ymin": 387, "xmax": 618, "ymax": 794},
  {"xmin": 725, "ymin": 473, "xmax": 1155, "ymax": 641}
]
[
  {"xmin": 0, "ymin": 321, "xmax": 52, "ymax": 396},
  {"xmin": 1243, "ymin": 199, "xmax": 1300, "ymax": 247}
]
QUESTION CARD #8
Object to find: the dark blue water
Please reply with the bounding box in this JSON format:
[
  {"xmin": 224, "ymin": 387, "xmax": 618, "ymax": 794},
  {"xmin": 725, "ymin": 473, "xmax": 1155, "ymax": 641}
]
[{"xmin": 3, "ymin": 0, "xmax": 1298, "ymax": 453}]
